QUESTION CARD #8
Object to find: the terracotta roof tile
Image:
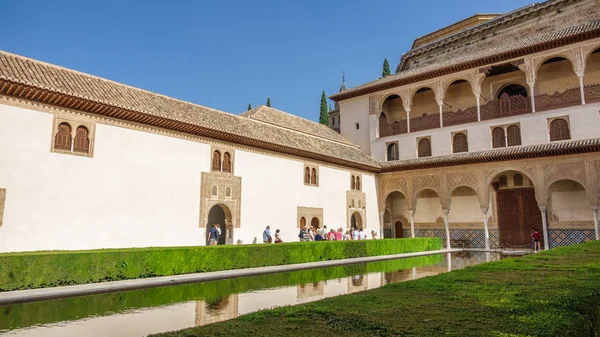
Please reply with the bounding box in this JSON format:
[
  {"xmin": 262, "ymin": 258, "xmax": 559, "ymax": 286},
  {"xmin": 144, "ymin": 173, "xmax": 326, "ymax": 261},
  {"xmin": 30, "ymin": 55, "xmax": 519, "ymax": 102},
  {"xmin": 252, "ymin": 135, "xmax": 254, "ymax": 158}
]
[
  {"xmin": 240, "ymin": 105, "xmax": 354, "ymax": 145},
  {"xmin": 0, "ymin": 51, "xmax": 379, "ymax": 169},
  {"xmin": 381, "ymin": 138, "xmax": 600, "ymax": 172}
]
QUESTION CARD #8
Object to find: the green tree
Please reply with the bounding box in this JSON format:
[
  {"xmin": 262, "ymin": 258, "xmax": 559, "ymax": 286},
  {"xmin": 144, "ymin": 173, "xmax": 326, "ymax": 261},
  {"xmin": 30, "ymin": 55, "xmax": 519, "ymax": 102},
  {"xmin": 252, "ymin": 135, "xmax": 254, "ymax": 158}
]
[
  {"xmin": 247, "ymin": 103, "xmax": 252, "ymax": 111},
  {"xmin": 266, "ymin": 97, "xmax": 271, "ymax": 107},
  {"xmin": 319, "ymin": 90, "xmax": 328, "ymax": 125},
  {"xmin": 382, "ymin": 58, "xmax": 391, "ymax": 77}
]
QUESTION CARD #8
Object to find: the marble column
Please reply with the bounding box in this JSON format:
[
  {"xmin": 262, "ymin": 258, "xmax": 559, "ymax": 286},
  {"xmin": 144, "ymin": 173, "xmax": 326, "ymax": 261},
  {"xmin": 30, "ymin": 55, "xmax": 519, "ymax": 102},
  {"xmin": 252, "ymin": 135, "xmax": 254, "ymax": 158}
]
[
  {"xmin": 539, "ymin": 206, "xmax": 549, "ymax": 250},
  {"xmin": 443, "ymin": 209, "xmax": 451, "ymax": 250},
  {"xmin": 379, "ymin": 211, "xmax": 386, "ymax": 239},
  {"xmin": 592, "ymin": 206, "xmax": 599, "ymax": 241},
  {"xmin": 482, "ymin": 208, "xmax": 490, "ymax": 250},
  {"xmin": 529, "ymin": 84, "xmax": 536, "ymax": 112},
  {"xmin": 579, "ymin": 75, "xmax": 586, "ymax": 105},
  {"xmin": 409, "ymin": 210, "xmax": 415, "ymax": 238},
  {"xmin": 412, "ymin": 266, "xmax": 417, "ymax": 280},
  {"xmin": 438, "ymin": 103, "xmax": 444, "ymax": 128},
  {"xmin": 475, "ymin": 94, "xmax": 481, "ymax": 121},
  {"xmin": 406, "ymin": 109, "xmax": 411, "ymax": 133},
  {"xmin": 447, "ymin": 252, "xmax": 452, "ymax": 272}
]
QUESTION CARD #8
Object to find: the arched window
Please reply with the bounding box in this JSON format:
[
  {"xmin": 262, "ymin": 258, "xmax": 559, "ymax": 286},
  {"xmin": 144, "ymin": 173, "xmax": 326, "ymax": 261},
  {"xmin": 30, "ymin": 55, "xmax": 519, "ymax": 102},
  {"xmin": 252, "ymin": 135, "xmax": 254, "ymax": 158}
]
[
  {"xmin": 358, "ymin": 200, "xmax": 361, "ymax": 208},
  {"xmin": 311, "ymin": 168, "xmax": 317, "ymax": 185},
  {"xmin": 452, "ymin": 133, "xmax": 468, "ymax": 153},
  {"xmin": 356, "ymin": 176, "xmax": 361, "ymax": 191},
  {"xmin": 507, "ymin": 125, "xmax": 522, "ymax": 146},
  {"xmin": 226, "ymin": 187, "xmax": 231, "ymax": 197},
  {"xmin": 300, "ymin": 217, "xmax": 306, "ymax": 228},
  {"xmin": 549, "ymin": 118, "xmax": 570, "ymax": 141},
  {"xmin": 222, "ymin": 152, "xmax": 232, "ymax": 173},
  {"xmin": 497, "ymin": 84, "xmax": 528, "ymax": 99},
  {"xmin": 387, "ymin": 143, "xmax": 399, "ymax": 161},
  {"xmin": 54, "ymin": 122, "xmax": 72, "ymax": 151},
  {"xmin": 351, "ymin": 176, "xmax": 356, "ymax": 190},
  {"xmin": 492, "ymin": 127, "xmax": 506, "ymax": 148},
  {"xmin": 499, "ymin": 175, "xmax": 508, "ymax": 188},
  {"xmin": 73, "ymin": 126, "xmax": 90, "ymax": 153},
  {"xmin": 417, "ymin": 138, "xmax": 431, "ymax": 157},
  {"xmin": 212, "ymin": 151, "xmax": 221, "ymax": 171},
  {"xmin": 211, "ymin": 186, "xmax": 217, "ymax": 196},
  {"xmin": 304, "ymin": 167, "xmax": 310, "ymax": 184},
  {"xmin": 513, "ymin": 174, "xmax": 523, "ymax": 187},
  {"xmin": 379, "ymin": 113, "xmax": 389, "ymax": 138}
]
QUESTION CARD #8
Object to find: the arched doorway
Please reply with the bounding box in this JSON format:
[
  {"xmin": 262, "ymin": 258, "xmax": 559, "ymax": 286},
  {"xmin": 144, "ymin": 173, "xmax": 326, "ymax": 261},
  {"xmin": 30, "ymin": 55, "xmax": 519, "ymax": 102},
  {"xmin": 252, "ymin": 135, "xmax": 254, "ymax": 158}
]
[
  {"xmin": 207, "ymin": 204, "xmax": 230, "ymax": 245},
  {"xmin": 350, "ymin": 212, "xmax": 362, "ymax": 229},
  {"xmin": 384, "ymin": 191, "xmax": 409, "ymax": 237},
  {"xmin": 492, "ymin": 171, "xmax": 542, "ymax": 248},
  {"xmin": 394, "ymin": 221, "xmax": 403, "ymax": 238},
  {"xmin": 299, "ymin": 217, "xmax": 306, "ymax": 228},
  {"xmin": 311, "ymin": 217, "xmax": 320, "ymax": 229}
]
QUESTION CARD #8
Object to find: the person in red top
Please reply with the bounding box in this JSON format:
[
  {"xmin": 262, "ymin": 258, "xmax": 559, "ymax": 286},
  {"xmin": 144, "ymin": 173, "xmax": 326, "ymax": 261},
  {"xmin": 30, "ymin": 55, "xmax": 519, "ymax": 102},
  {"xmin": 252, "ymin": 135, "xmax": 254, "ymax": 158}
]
[
  {"xmin": 327, "ymin": 229, "xmax": 336, "ymax": 241},
  {"xmin": 531, "ymin": 228, "xmax": 542, "ymax": 252},
  {"xmin": 334, "ymin": 228, "xmax": 343, "ymax": 241}
]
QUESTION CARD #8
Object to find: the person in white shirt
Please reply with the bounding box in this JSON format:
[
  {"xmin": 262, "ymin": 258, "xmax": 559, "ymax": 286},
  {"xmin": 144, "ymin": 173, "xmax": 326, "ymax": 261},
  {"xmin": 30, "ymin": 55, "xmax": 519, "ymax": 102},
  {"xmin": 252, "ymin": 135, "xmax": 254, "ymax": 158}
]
[
  {"xmin": 359, "ymin": 228, "xmax": 366, "ymax": 240},
  {"xmin": 352, "ymin": 229, "xmax": 359, "ymax": 240}
]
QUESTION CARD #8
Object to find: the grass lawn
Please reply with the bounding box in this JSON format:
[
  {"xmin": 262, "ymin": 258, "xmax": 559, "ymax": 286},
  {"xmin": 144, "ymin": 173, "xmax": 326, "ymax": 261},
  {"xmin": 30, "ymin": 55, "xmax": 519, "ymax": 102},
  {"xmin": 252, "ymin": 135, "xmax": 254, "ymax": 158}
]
[{"xmin": 153, "ymin": 242, "xmax": 600, "ymax": 337}]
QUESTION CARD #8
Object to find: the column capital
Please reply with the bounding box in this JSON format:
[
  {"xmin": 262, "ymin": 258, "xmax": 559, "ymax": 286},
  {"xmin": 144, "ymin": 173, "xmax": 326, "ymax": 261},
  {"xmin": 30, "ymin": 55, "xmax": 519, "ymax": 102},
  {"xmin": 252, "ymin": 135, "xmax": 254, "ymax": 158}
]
[
  {"xmin": 481, "ymin": 207, "xmax": 489, "ymax": 214},
  {"xmin": 408, "ymin": 209, "xmax": 415, "ymax": 215},
  {"xmin": 539, "ymin": 206, "xmax": 547, "ymax": 212},
  {"xmin": 591, "ymin": 205, "xmax": 599, "ymax": 212},
  {"xmin": 442, "ymin": 208, "xmax": 450, "ymax": 215}
]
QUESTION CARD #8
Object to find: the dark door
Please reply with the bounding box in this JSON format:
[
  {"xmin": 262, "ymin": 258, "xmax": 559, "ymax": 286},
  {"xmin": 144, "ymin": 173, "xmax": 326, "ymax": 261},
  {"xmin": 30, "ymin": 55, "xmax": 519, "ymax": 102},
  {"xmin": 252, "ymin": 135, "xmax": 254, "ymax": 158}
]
[
  {"xmin": 394, "ymin": 221, "xmax": 403, "ymax": 238},
  {"xmin": 496, "ymin": 188, "xmax": 543, "ymax": 247}
]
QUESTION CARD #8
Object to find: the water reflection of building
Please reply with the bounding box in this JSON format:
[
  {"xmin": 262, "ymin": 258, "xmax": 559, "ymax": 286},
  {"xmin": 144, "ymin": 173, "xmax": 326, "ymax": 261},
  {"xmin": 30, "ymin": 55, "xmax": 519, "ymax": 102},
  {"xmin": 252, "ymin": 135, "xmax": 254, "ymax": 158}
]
[
  {"xmin": 195, "ymin": 295, "xmax": 239, "ymax": 327},
  {"xmin": 348, "ymin": 275, "xmax": 368, "ymax": 293},
  {"xmin": 297, "ymin": 281, "xmax": 325, "ymax": 299}
]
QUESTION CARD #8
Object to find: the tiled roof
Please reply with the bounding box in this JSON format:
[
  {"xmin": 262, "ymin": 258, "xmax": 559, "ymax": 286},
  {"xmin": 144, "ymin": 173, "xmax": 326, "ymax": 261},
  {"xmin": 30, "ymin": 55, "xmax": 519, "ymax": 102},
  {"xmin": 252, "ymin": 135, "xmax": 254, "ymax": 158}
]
[
  {"xmin": 381, "ymin": 138, "xmax": 600, "ymax": 172},
  {"xmin": 0, "ymin": 51, "xmax": 379, "ymax": 170},
  {"xmin": 330, "ymin": 18, "xmax": 600, "ymax": 101},
  {"xmin": 240, "ymin": 105, "xmax": 354, "ymax": 145}
]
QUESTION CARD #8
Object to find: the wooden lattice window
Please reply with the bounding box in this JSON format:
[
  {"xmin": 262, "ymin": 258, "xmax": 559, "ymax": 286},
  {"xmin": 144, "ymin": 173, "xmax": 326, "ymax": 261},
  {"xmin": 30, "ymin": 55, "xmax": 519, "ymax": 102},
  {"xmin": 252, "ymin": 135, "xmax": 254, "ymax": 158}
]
[
  {"xmin": 356, "ymin": 176, "xmax": 361, "ymax": 191},
  {"xmin": 73, "ymin": 126, "xmax": 90, "ymax": 153},
  {"xmin": 507, "ymin": 125, "xmax": 522, "ymax": 146},
  {"xmin": 54, "ymin": 122, "xmax": 72, "ymax": 151},
  {"xmin": 311, "ymin": 168, "xmax": 317, "ymax": 185},
  {"xmin": 222, "ymin": 152, "xmax": 232, "ymax": 173},
  {"xmin": 452, "ymin": 133, "xmax": 468, "ymax": 153},
  {"xmin": 351, "ymin": 176, "xmax": 356, "ymax": 190},
  {"xmin": 387, "ymin": 143, "xmax": 399, "ymax": 161},
  {"xmin": 549, "ymin": 118, "xmax": 570, "ymax": 141},
  {"xmin": 212, "ymin": 151, "xmax": 221, "ymax": 171},
  {"xmin": 513, "ymin": 174, "xmax": 523, "ymax": 187},
  {"xmin": 492, "ymin": 127, "xmax": 506, "ymax": 148},
  {"xmin": 417, "ymin": 138, "xmax": 431, "ymax": 158},
  {"xmin": 305, "ymin": 167, "xmax": 310, "ymax": 184},
  {"xmin": 499, "ymin": 175, "xmax": 508, "ymax": 188}
]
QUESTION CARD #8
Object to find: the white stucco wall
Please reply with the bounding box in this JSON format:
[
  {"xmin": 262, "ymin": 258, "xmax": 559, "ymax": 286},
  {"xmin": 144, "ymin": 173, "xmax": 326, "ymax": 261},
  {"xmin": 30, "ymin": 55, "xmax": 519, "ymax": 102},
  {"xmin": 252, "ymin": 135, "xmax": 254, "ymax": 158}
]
[
  {"xmin": 339, "ymin": 97, "xmax": 371, "ymax": 155},
  {"xmin": 372, "ymin": 103, "xmax": 600, "ymax": 162},
  {"xmin": 0, "ymin": 103, "xmax": 380, "ymax": 253}
]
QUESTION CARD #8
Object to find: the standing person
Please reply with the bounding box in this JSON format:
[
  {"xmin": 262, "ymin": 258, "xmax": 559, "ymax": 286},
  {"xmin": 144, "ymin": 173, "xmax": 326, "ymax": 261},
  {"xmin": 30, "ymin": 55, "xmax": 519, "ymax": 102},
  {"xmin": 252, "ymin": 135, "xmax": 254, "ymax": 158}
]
[
  {"xmin": 274, "ymin": 229, "xmax": 283, "ymax": 243},
  {"xmin": 352, "ymin": 228, "xmax": 359, "ymax": 241},
  {"xmin": 328, "ymin": 229, "xmax": 335, "ymax": 241},
  {"xmin": 263, "ymin": 226, "xmax": 272, "ymax": 244},
  {"xmin": 308, "ymin": 227, "xmax": 315, "ymax": 241},
  {"xmin": 298, "ymin": 227, "xmax": 308, "ymax": 242},
  {"xmin": 208, "ymin": 224, "xmax": 218, "ymax": 246},
  {"xmin": 315, "ymin": 230, "xmax": 324, "ymax": 241},
  {"xmin": 335, "ymin": 228, "xmax": 343, "ymax": 241},
  {"xmin": 321, "ymin": 226, "xmax": 328, "ymax": 239},
  {"xmin": 359, "ymin": 228, "xmax": 366, "ymax": 240},
  {"xmin": 532, "ymin": 228, "xmax": 542, "ymax": 252},
  {"xmin": 215, "ymin": 224, "xmax": 222, "ymax": 244},
  {"xmin": 371, "ymin": 230, "xmax": 377, "ymax": 240}
]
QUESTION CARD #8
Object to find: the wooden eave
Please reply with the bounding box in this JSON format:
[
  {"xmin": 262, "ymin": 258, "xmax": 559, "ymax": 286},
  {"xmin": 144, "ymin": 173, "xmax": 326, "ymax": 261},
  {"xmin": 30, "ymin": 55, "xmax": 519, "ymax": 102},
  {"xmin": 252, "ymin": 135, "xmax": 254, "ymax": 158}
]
[{"xmin": 330, "ymin": 28, "xmax": 600, "ymax": 102}]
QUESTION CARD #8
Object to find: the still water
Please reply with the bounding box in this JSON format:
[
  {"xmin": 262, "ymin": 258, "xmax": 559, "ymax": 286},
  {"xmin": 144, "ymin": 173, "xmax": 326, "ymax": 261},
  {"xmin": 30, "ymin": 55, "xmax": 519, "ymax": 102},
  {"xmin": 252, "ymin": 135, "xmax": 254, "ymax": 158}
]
[{"xmin": 0, "ymin": 252, "xmax": 500, "ymax": 337}]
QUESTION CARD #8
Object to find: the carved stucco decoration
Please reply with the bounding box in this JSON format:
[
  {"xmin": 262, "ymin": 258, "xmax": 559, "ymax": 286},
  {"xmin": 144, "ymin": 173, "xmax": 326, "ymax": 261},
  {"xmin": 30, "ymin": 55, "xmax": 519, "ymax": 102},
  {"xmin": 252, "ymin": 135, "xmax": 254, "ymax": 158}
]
[
  {"xmin": 297, "ymin": 207, "xmax": 323, "ymax": 229},
  {"xmin": 482, "ymin": 164, "xmax": 542, "ymax": 206},
  {"xmin": 594, "ymin": 160, "xmax": 600, "ymax": 203},
  {"xmin": 543, "ymin": 160, "xmax": 587, "ymax": 190},
  {"xmin": 369, "ymin": 94, "xmax": 378, "ymax": 115},
  {"xmin": 199, "ymin": 171, "xmax": 242, "ymax": 229},
  {"xmin": 347, "ymin": 190, "xmax": 367, "ymax": 229},
  {"xmin": 379, "ymin": 176, "xmax": 409, "ymax": 207},
  {"xmin": 411, "ymin": 174, "xmax": 442, "ymax": 209}
]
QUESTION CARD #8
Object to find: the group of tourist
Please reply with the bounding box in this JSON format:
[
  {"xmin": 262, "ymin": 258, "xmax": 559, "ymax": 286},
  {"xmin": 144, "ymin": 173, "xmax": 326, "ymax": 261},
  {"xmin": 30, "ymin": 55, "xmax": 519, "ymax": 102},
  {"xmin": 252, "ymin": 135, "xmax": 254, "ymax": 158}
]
[{"xmin": 260, "ymin": 225, "xmax": 378, "ymax": 244}]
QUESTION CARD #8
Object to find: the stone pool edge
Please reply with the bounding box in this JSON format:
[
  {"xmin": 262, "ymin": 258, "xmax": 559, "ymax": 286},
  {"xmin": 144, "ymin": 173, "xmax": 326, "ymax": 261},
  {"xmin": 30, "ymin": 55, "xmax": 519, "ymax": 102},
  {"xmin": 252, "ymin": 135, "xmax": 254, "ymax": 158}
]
[{"xmin": 0, "ymin": 248, "xmax": 465, "ymax": 305}]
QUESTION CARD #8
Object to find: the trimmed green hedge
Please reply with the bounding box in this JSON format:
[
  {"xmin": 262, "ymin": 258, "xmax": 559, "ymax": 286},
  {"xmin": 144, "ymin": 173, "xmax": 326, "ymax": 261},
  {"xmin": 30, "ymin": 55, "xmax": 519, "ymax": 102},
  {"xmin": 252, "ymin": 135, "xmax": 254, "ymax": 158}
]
[
  {"xmin": 0, "ymin": 238, "xmax": 441, "ymax": 291},
  {"xmin": 0, "ymin": 255, "xmax": 443, "ymax": 330}
]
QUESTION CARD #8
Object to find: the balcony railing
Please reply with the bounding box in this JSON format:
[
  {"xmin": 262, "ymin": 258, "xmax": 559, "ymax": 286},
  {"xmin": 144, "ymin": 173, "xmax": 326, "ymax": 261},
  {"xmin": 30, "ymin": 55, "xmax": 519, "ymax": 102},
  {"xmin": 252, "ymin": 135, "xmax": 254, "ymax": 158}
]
[
  {"xmin": 535, "ymin": 86, "xmax": 581, "ymax": 112},
  {"xmin": 379, "ymin": 119, "xmax": 407, "ymax": 137}
]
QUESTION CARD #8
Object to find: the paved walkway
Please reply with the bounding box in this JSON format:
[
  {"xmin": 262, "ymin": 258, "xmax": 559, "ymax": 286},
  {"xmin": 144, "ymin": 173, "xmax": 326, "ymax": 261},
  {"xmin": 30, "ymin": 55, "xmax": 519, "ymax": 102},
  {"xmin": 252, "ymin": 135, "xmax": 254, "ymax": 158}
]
[{"xmin": 0, "ymin": 248, "xmax": 465, "ymax": 305}]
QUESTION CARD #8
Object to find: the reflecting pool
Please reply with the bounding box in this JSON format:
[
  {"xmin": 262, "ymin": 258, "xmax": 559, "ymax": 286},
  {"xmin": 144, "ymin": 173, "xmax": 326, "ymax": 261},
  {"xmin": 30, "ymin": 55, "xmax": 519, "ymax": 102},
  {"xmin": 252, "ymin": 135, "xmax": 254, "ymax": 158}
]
[{"xmin": 0, "ymin": 252, "xmax": 500, "ymax": 337}]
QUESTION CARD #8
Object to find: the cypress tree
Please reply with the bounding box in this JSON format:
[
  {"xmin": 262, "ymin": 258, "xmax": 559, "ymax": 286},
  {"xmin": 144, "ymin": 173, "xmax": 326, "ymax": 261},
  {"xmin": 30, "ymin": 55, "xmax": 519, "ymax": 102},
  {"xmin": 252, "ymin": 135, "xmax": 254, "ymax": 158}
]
[
  {"xmin": 266, "ymin": 97, "xmax": 271, "ymax": 107},
  {"xmin": 382, "ymin": 58, "xmax": 391, "ymax": 77},
  {"xmin": 247, "ymin": 103, "xmax": 252, "ymax": 111},
  {"xmin": 319, "ymin": 90, "xmax": 328, "ymax": 125}
]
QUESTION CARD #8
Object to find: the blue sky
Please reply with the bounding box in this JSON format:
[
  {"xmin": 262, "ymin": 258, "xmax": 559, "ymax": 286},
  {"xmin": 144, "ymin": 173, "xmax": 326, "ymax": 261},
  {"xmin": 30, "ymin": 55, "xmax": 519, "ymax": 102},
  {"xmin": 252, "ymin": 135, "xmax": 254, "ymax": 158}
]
[{"xmin": 1, "ymin": 0, "xmax": 533, "ymax": 121}]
